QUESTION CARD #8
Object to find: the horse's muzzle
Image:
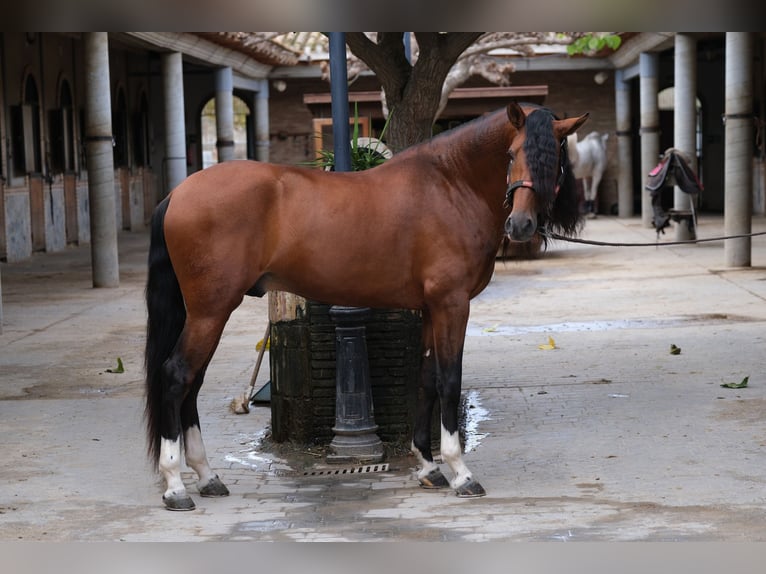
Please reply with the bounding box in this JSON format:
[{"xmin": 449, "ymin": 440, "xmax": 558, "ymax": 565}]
[{"xmin": 504, "ymin": 212, "xmax": 536, "ymax": 242}]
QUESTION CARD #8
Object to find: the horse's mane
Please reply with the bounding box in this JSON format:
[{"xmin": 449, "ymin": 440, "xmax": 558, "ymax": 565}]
[
  {"xmin": 521, "ymin": 105, "xmax": 582, "ymax": 240},
  {"xmin": 544, "ymin": 142, "xmax": 582, "ymax": 240}
]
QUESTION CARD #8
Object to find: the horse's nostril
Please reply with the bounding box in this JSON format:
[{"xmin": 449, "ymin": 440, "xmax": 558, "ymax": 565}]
[
  {"xmin": 523, "ymin": 217, "xmax": 535, "ymax": 233},
  {"xmin": 505, "ymin": 214, "xmax": 535, "ymax": 241}
]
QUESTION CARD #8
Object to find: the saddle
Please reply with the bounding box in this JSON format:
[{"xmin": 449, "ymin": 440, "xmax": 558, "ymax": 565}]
[{"xmin": 645, "ymin": 148, "xmax": 703, "ymax": 236}]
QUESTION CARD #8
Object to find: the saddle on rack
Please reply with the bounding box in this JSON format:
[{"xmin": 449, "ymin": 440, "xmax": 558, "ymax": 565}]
[{"xmin": 645, "ymin": 148, "xmax": 703, "ymax": 236}]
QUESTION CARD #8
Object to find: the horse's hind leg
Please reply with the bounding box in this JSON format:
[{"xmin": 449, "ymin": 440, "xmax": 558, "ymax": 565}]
[
  {"xmin": 159, "ymin": 315, "xmax": 230, "ymax": 510},
  {"xmin": 181, "ymin": 367, "xmax": 229, "ymax": 498}
]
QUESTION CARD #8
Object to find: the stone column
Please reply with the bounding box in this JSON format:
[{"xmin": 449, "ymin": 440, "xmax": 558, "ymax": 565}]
[
  {"xmin": 640, "ymin": 52, "xmax": 661, "ymax": 228},
  {"xmin": 215, "ymin": 67, "xmax": 235, "ymax": 162},
  {"xmin": 674, "ymin": 33, "xmax": 698, "ymax": 240},
  {"xmin": 255, "ymin": 80, "xmax": 270, "ymax": 162},
  {"xmin": 724, "ymin": 32, "xmax": 754, "ymax": 268},
  {"xmin": 162, "ymin": 52, "xmax": 187, "ymax": 195},
  {"xmin": 84, "ymin": 32, "xmax": 119, "ymax": 288},
  {"xmin": 615, "ymin": 69, "xmax": 634, "ymax": 218}
]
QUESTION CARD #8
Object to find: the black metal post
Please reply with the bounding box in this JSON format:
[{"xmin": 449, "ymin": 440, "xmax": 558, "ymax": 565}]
[
  {"xmin": 326, "ymin": 33, "xmax": 383, "ymax": 463},
  {"xmin": 329, "ymin": 32, "xmax": 351, "ymax": 172},
  {"xmin": 327, "ymin": 306, "xmax": 384, "ymax": 463}
]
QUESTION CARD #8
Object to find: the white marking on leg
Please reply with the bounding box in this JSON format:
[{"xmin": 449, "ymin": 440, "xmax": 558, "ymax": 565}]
[
  {"xmin": 410, "ymin": 440, "xmax": 439, "ymax": 481},
  {"xmin": 184, "ymin": 425, "xmax": 218, "ymax": 489},
  {"xmin": 159, "ymin": 437, "xmax": 187, "ymax": 500},
  {"xmin": 440, "ymin": 423, "xmax": 472, "ymax": 489}
]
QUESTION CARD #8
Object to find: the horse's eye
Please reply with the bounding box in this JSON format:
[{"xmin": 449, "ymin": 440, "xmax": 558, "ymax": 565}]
[{"xmin": 507, "ymin": 150, "xmax": 515, "ymax": 162}]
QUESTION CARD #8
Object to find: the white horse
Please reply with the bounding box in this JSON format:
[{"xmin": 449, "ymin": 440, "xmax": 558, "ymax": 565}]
[{"xmin": 567, "ymin": 131, "xmax": 609, "ymax": 217}]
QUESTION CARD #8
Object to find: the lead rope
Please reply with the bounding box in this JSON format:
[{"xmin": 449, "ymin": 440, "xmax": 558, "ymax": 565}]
[{"xmin": 538, "ymin": 227, "xmax": 766, "ymax": 247}]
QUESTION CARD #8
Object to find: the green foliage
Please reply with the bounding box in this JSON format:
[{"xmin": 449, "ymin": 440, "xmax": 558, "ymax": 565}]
[
  {"xmin": 721, "ymin": 376, "xmax": 749, "ymax": 389},
  {"xmin": 106, "ymin": 357, "xmax": 124, "ymax": 373},
  {"xmin": 567, "ymin": 34, "xmax": 622, "ymax": 56}
]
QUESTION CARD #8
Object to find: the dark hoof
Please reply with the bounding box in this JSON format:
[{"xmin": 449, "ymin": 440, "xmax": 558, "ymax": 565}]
[
  {"xmin": 163, "ymin": 493, "xmax": 196, "ymax": 511},
  {"xmin": 455, "ymin": 479, "xmax": 487, "ymax": 498},
  {"xmin": 418, "ymin": 468, "xmax": 450, "ymax": 489},
  {"xmin": 199, "ymin": 476, "xmax": 230, "ymax": 498}
]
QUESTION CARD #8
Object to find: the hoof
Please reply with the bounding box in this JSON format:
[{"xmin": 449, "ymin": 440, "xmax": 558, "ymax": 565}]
[
  {"xmin": 455, "ymin": 479, "xmax": 487, "ymax": 498},
  {"xmin": 163, "ymin": 493, "xmax": 196, "ymax": 511},
  {"xmin": 199, "ymin": 476, "xmax": 230, "ymax": 498},
  {"xmin": 418, "ymin": 468, "xmax": 450, "ymax": 489}
]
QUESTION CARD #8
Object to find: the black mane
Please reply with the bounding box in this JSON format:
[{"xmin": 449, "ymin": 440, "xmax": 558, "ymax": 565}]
[{"xmin": 523, "ymin": 106, "xmax": 582, "ymax": 240}]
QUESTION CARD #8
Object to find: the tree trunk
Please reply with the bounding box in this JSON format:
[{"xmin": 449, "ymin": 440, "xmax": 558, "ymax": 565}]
[{"xmin": 346, "ymin": 32, "xmax": 482, "ymax": 152}]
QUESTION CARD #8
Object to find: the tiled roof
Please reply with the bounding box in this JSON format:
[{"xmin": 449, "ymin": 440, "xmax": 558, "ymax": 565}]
[{"xmin": 194, "ymin": 32, "xmax": 302, "ymax": 66}]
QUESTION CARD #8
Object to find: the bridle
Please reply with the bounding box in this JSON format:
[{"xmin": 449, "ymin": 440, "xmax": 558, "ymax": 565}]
[{"xmin": 504, "ymin": 138, "xmax": 569, "ymax": 209}]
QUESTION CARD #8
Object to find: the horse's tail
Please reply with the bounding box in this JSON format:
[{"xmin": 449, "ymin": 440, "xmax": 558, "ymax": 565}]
[{"xmin": 144, "ymin": 196, "xmax": 185, "ymax": 468}]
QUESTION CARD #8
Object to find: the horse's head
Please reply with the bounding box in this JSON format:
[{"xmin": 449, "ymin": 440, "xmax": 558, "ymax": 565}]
[{"xmin": 503, "ymin": 102, "xmax": 589, "ymax": 242}]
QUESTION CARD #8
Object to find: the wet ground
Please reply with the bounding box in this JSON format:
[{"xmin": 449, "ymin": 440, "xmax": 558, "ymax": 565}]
[{"xmin": 1, "ymin": 215, "xmax": 766, "ymax": 542}]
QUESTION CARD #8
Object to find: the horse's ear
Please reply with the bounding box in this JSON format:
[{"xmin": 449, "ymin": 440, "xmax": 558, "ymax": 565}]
[
  {"xmin": 506, "ymin": 102, "xmax": 526, "ymax": 129},
  {"xmin": 554, "ymin": 113, "xmax": 589, "ymax": 138}
]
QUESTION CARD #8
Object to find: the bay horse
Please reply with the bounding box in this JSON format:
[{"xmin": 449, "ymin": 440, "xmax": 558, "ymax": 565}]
[{"xmin": 144, "ymin": 101, "xmax": 588, "ymax": 510}]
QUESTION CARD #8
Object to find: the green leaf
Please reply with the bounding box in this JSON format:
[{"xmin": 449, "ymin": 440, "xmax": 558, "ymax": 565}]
[
  {"xmin": 605, "ymin": 36, "xmax": 622, "ymax": 50},
  {"xmin": 106, "ymin": 357, "xmax": 124, "ymax": 374},
  {"xmin": 721, "ymin": 376, "xmax": 749, "ymax": 389},
  {"xmin": 567, "ymin": 34, "xmax": 622, "ymax": 55}
]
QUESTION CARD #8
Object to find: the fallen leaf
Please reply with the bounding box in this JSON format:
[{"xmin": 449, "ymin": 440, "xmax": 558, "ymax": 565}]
[
  {"xmin": 482, "ymin": 324, "xmax": 500, "ymax": 333},
  {"xmin": 538, "ymin": 336, "xmax": 556, "ymax": 350},
  {"xmin": 106, "ymin": 357, "xmax": 124, "ymax": 374},
  {"xmin": 721, "ymin": 376, "xmax": 749, "ymax": 389},
  {"xmin": 669, "ymin": 344, "xmax": 681, "ymax": 355},
  {"xmin": 255, "ymin": 338, "xmax": 270, "ymax": 351}
]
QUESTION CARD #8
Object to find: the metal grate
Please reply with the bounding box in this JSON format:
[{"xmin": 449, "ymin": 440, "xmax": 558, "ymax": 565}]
[{"xmin": 303, "ymin": 463, "xmax": 390, "ymax": 476}]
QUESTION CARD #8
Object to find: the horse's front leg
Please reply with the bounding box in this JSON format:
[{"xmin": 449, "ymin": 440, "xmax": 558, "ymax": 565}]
[
  {"xmin": 430, "ymin": 296, "xmax": 486, "ymax": 498},
  {"xmin": 411, "ymin": 311, "xmax": 450, "ymax": 490}
]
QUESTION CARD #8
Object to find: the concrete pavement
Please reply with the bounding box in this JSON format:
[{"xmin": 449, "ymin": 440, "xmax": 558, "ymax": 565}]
[{"xmin": 1, "ymin": 214, "xmax": 765, "ymax": 541}]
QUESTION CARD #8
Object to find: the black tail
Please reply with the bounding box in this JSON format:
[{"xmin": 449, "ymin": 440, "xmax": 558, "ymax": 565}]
[{"xmin": 144, "ymin": 196, "xmax": 186, "ymax": 467}]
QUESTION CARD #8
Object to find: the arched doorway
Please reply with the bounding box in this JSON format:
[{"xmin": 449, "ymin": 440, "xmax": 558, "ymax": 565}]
[
  {"xmin": 200, "ymin": 94, "xmax": 251, "ymax": 169},
  {"xmin": 657, "ymin": 86, "xmax": 703, "ymax": 170}
]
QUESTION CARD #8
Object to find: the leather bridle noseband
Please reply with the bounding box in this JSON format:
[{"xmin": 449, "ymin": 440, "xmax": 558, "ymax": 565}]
[{"xmin": 504, "ymin": 138, "xmax": 569, "ymax": 209}]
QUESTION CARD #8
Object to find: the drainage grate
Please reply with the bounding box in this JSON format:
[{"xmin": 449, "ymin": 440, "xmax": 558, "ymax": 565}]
[{"xmin": 303, "ymin": 463, "xmax": 390, "ymax": 476}]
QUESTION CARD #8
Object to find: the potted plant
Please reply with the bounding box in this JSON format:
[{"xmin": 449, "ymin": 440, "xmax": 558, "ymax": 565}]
[{"xmin": 309, "ymin": 104, "xmax": 392, "ymax": 171}]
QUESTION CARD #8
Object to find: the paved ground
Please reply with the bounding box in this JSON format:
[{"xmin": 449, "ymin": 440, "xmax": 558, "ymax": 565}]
[{"xmin": 1, "ymin": 214, "xmax": 765, "ymax": 542}]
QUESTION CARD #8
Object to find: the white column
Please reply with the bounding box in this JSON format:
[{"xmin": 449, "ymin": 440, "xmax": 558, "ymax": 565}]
[
  {"xmin": 640, "ymin": 52, "xmax": 661, "ymax": 228},
  {"xmin": 614, "ymin": 69, "xmax": 633, "ymax": 218},
  {"xmin": 674, "ymin": 33, "xmax": 698, "ymax": 240},
  {"xmin": 84, "ymin": 32, "xmax": 119, "ymax": 288},
  {"xmin": 215, "ymin": 67, "xmax": 235, "ymax": 162},
  {"xmin": 724, "ymin": 33, "xmax": 754, "ymax": 268},
  {"xmin": 162, "ymin": 52, "xmax": 187, "ymax": 195}
]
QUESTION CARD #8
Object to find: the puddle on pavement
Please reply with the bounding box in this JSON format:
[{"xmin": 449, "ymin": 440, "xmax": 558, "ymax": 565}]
[
  {"xmin": 460, "ymin": 390, "xmax": 491, "ymax": 453},
  {"xmin": 467, "ymin": 313, "xmax": 750, "ymax": 336},
  {"xmin": 224, "ymin": 428, "xmax": 292, "ymax": 473}
]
